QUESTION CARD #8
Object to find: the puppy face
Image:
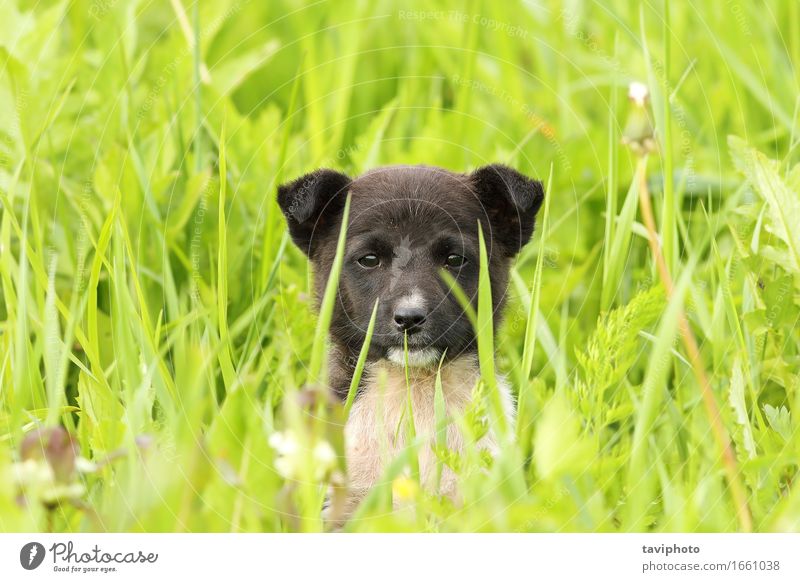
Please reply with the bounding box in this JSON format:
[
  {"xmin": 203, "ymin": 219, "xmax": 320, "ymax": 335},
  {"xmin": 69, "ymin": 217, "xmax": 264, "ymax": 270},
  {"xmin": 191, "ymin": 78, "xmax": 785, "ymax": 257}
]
[{"xmin": 278, "ymin": 165, "xmax": 544, "ymax": 368}]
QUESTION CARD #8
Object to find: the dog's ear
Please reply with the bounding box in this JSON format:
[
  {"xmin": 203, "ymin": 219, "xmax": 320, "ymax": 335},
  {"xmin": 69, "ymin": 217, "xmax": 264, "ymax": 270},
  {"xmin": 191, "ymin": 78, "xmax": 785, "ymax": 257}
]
[
  {"xmin": 471, "ymin": 164, "xmax": 545, "ymax": 257},
  {"xmin": 277, "ymin": 169, "xmax": 352, "ymax": 257}
]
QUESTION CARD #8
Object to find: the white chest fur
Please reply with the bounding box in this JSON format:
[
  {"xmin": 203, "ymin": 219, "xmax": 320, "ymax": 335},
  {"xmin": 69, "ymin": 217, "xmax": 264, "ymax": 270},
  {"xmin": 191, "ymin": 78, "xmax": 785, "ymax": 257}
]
[{"xmin": 344, "ymin": 356, "xmax": 513, "ymax": 501}]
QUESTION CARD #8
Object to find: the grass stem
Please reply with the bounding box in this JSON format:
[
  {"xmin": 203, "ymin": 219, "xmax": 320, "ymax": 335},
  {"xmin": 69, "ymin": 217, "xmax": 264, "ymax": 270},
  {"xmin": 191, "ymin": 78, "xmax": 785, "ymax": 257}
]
[{"xmin": 635, "ymin": 157, "xmax": 752, "ymax": 532}]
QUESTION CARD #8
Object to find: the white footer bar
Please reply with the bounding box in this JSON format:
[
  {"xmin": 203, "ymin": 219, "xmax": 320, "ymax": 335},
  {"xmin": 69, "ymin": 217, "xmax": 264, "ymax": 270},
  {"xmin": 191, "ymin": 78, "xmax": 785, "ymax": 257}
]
[{"xmin": 1, "ymin": 533, "xmax": 798, "ymax": 581}]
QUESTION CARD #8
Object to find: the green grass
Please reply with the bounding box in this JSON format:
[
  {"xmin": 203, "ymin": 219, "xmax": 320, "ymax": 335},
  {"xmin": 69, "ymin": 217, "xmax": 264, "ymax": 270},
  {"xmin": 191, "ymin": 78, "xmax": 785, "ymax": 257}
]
[{"xmin": 1, "ymin": 0, "xmax": 799, "ymax": 533}]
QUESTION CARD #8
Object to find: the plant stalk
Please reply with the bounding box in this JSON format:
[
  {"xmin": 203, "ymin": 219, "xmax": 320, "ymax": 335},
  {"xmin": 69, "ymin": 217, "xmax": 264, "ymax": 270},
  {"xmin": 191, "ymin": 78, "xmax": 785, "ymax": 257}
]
[{"xmin": 635, "ymin": 158, "xmax": 752, "ymax": 532}]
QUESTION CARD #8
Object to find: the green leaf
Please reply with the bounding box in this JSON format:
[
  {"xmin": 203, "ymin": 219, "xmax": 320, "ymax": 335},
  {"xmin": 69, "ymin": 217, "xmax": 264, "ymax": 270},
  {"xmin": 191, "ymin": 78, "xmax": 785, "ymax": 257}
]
[
  {"xmin": 729, "ymin": 136, "xmax": 800, "ymax": 273},
  {"xmin": 210, "ymin": 40, "xmax": 281, "ymax": 97},
  {"xmin": 764, "ymin": 404, "xmax": 792, "ymax": 442},
  {"xmin": 534, "ymin": 394, "xmax": 595, "ymax": 481},
  {"xmin": 729, "ymin": 359, "xmax": 756, "ymax": 459},
  {"xmin": 576, "ymin": 285, "xmax": 665, "ymax": 400},
  {"xmin": 76, "ymin": 372, "xmax": 126, "ymax": 456},
  {"xmin": 762, "ymin": 274, "xmax": 800, "ymax": 330}
]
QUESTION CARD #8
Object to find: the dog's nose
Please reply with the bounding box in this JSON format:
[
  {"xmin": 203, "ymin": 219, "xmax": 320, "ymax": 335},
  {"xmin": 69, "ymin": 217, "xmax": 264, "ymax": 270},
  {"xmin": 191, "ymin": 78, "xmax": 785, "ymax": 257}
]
[{"xmin": 393, "ymin": 307, "xmax": 426, "ymax": 333}]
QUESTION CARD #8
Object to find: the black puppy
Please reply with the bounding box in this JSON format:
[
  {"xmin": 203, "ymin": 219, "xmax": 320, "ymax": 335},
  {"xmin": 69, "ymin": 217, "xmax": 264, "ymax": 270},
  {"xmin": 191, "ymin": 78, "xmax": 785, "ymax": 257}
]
[{"xmin": 278, "ymin": 164, "xmax": 544, "ymax": 514}]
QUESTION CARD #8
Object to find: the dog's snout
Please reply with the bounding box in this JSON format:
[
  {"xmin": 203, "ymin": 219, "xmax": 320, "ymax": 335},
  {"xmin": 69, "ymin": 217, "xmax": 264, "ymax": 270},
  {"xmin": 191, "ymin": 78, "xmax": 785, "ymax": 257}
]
[{"xmin": 393, "ymin": 307, "xmax": 427, "ymax": 333}]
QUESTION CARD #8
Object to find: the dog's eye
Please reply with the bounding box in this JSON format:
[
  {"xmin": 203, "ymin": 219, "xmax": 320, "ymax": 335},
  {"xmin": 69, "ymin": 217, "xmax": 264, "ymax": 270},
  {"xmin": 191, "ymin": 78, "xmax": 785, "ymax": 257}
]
[
  {"xmin": 357, "ymin": 254, "xmax": 381, "ymax": 268},
  {"xmin": 445, "ymin": 254, "xmax": 467, "ymax": 268}
]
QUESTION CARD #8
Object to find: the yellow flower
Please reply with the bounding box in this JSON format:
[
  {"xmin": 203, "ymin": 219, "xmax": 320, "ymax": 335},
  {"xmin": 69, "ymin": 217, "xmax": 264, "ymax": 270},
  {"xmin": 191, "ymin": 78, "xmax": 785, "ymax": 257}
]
[{"xmin": 392, "ymin": 475, "xmax": 419, "ymax": 502}]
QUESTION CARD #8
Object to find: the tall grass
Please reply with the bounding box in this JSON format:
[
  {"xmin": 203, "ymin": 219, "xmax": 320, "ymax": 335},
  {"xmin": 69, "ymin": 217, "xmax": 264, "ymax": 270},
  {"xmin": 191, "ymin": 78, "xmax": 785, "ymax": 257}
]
[{"xmin": 0, "ymin": 0, "xmax": 798, "ymax": 533}]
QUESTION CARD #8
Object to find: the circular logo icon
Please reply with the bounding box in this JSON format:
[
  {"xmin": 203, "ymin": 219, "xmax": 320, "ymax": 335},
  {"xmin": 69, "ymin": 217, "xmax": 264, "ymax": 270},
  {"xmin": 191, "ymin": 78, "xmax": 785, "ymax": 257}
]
[{"xmin": 20, "ymin": 542, "xmax": 46, "ymax": 570}]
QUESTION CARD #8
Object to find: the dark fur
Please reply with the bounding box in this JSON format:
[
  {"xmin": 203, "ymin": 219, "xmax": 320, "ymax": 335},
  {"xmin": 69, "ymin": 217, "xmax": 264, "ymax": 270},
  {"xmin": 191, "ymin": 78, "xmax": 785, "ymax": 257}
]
[{"xmin": 278, "ymin": 164, "xmax": 544, "ymax": 399}]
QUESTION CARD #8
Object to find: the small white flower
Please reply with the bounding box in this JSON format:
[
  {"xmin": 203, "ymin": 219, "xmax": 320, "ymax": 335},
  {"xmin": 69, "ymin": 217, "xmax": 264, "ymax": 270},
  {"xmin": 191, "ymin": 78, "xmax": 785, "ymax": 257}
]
[
  {"xmin": 628, "ymin": 81, "xmax": 649, "ymax": 107},
  {"xmin": 41, "ymin": 482, "xmax": 86, "ymax": 504},
  {"xmin": 269, "ymin": 430, "xmax": 336, "ymax": 482},
  {"xmin": 11, "ymin": 459, "xmax": 86, "ymax": 504},
  {"xmin": 75, "ymin": 457, "xmax": 98, "ymax": 473},
  {"xmin": 312, "ymin": 441, "xmax": 336, "ymax": 480},
  {"xmin": 268, "ymin": 431, "xmax": 300, "ymax": 456},
  {"xmin": 12, "ymin": 459, "xmax": 55, "ymax": 487},
  {"xmin": 273, "ymin": 456, "xmax": 295, "ymax": 481}
]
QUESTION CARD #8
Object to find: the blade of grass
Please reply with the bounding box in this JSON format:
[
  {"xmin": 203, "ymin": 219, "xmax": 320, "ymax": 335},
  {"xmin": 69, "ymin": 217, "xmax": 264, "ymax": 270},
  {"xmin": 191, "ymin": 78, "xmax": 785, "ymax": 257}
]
[
  {"xmin": 521, "ymin": 164, "xmax": 553, "ymax": 382},
  {"xmin": 441, "ymin": 224, "xmax": 508, "ymax": 438},
  {"xmin": 601, "ymin": 161, "xmax": 641, "ymax": 310},
  {"xmin": 602, "ymin": 33, "xmax": 620, "ymax": 307},
  {"xmin": 635, "ymin": 154, "xmax": 752, "ymax": 531},
  {"xmin": 401, "ymin": 334, "xmax": 421, "ymax": 494},
  {"xmin": 260, "ymin": 56, "xmax": 305, "ymax": 291},
  {"xmin": 433, "ymin": 352, "xmax": 448, "ymax": 492},
  {"xmin": 0, "ymin": 184, "xmax": 105, "ymax": 389},
  {"xmin": 624, "ymin": 257, "xmax": 694, "ymax": 530},
  {"xmin": 192, "ymin": 0, "xmax": 204, "ymax": 172},
  {"xmin": 343, "ymin": 298, "xmax": 379, "ymax": 416},
  {"xmin": 11, "ymin": 161, "xmax": 32, "ymax": 439},
  {"xmin": 659, "ymin": 0, "xmax": 677, "ymax": 275},
  {"xmin": 455, "ymin": 0, "xmax": 481, "ymax": 157},
  {"xmin": 308, "ymin": 195, "xmax": 351, "ymax": 384},
  {"xmin": 217, "ymin": 119, "xmax": 236, "ymax": 392}
]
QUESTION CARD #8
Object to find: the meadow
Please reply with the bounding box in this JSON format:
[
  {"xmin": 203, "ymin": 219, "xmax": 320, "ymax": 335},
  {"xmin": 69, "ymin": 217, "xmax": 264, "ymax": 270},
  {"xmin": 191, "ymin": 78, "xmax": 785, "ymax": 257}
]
[{"xmin": 1, "ymin": 0, "xmax": 799, "ymax": 533}]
